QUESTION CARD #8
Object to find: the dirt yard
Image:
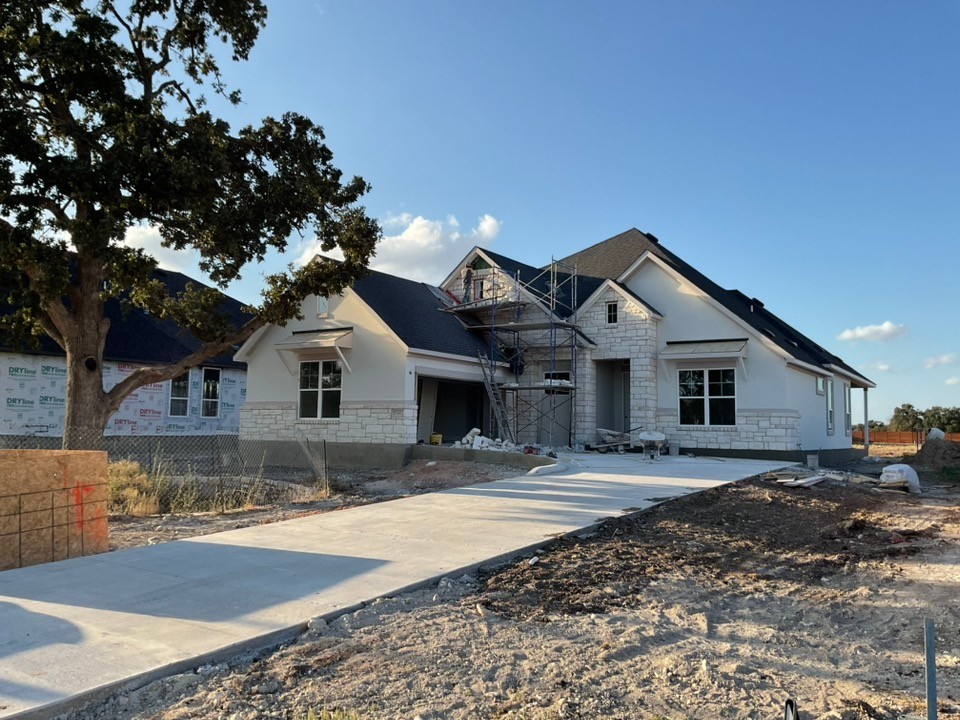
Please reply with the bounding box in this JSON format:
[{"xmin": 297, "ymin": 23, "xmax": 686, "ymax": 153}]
[
  {"xmin": 74, "ymin": 470, "xmax": 960, "ymax": 720},
  {"xmin": 108, "ymin": 460, "xmax": 523, "ymax": 551}
]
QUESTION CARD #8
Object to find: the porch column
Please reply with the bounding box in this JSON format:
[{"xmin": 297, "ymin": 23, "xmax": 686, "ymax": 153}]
[{"xmin": 863, "ymin": 388, "xmax": 870, "ymax": 452}]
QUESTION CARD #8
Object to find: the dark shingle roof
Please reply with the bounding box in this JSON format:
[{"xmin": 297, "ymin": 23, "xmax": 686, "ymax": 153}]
[
  {"xmin": 351, "ymin": 270, "xmax": 490, "ymax": 359},
  {"xmin": 1, "ymin": 269, "xmax": 250, "ymax": 369},
  {"xmin": 557, "ymin": 228, "xmax": 873, "ymax": 386}
]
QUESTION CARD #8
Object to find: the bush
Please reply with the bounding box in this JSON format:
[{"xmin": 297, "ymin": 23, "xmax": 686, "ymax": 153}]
[{"xmin": 108, "ymin": 460, "xmax": 161, "ymax": 516}]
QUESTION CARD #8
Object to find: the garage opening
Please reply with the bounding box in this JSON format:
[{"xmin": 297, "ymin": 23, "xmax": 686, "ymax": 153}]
[{"xmin": 416, "ymin": 377, "xmax": 489, "ymax": 444}]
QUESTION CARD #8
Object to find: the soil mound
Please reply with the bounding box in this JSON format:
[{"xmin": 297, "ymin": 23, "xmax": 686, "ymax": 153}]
[{"xmin": 910, "ymin": 438, "xmax": 960, "ymax": 469}]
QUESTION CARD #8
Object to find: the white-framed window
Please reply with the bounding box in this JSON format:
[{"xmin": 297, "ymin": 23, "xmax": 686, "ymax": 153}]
[
  {"xmin": 317, "ymin": 296, "xmax": 329, "ymax": 317},
  {"xmin": 543, "ymin": 370, "xmax": 571, "ymax": 395},
  {"xmin": 816, "ymin": 377, "xmax": 826, "ymax": 395},
  {"xmin": 201, "ymin": 367, "xmax": 221, "ymax": 418},
  {"xmin": 606, "ymin": 302, "xmax": 618, "ymax": 324},
  {"xmin": 826, "ymin": 378, "xmax": 835, "ymax": 434},
  {"xmin": 844, "ymin": 383, "xmax": 852, "ymax": 433},
  {"xmin": 169, "ymin": 372, "xmax": 189, "ymax": 417},
  {"xmin": 299, "ymin": 360, "xmax": 342, "ymax": 419},
  {"xmin": 678, "ymin": 369, "xmax": 736, "ymax": 426}
]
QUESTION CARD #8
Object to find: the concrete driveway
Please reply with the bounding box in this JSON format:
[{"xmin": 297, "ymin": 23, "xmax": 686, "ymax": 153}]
[{"xmin": 0, "ymin": 453, "xmax": 791, "ymax": 719}]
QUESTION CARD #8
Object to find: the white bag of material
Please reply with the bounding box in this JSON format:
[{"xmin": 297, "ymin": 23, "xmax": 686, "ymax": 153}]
[
  {"xmin": 880, "ymin": 463, "xmax": 921, "ymax": 494},
  {"xmin": 927, "ymin": 428, "xmax": 946, "ymax": 441}
]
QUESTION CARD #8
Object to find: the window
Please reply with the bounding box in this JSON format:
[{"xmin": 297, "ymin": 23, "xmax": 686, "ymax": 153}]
[
  {"xmin": 844, "ymin": 383, "xmax": 852, "ymax": 433},
  {"xmin": 201, "ymin": 368, "xmax": 221, "ymax": 418},
  {"xmin": 826, "ymin": 378, "xmax": 835, "ymax": 434},
  {"xmin": 543, "ymin": 370, "xmax": 571, "ymax": 395},
  {"xmin": 317, "ymin": 296, "xmax": 329, "ymax": 317},
  {"xmin": 678, "ymin": 369, "xmax": 736, "ymax": 426},
  {"xmin": 169, "ymin": 372, "xmax": 189, "ymax": 417},
  {"xmin": 606, "ymin": 302, "xmax": 618, "ymax": 324},
  {"xmin": 474, "ymin": 278, "xmax": 488, "ymax": 300},
  {"xmin": 816, "ymin": 377, "xmax": 826, "ymax": 395},
  {"xmin": 299, "ymin": 360, "xmax": 342, "ymax": 419}
]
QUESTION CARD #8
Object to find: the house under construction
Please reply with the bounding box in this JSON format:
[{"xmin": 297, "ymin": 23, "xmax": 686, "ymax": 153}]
[
  {"xmin": 442, "ymin": 251, "xmax": 586, "ymax": 447},
  {"xmin": 237, "ymin": 228, "xmax": 875, "ymax": 464}
]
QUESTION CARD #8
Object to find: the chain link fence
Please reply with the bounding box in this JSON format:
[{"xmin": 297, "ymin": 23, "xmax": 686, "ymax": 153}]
[{"xmin": 1, "ymin": 430, "xmax": 334, "ymax": 514}]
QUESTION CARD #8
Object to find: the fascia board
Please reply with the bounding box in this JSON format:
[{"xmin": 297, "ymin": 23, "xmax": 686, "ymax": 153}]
[
  {"xmin": 825, "ymin": 363, "xmax": 876, "ymax": 389},
  {"xmin": 439, "ymin": 246, "xmax": 483, "ymax": 289},
  {"xmin": 575, "ymin": 279, "xmax": 662, "ymax": 321},
  {"xmin": 234, "ymin": 324, "xmax": 270, "ymax": 363},
  {"xmin": 625, "ymin": 252, "xmax": 796, "ymax": 363},
  {"xmin": 345, "ymin": 287, "xmax": 410, "ymax": 353}
]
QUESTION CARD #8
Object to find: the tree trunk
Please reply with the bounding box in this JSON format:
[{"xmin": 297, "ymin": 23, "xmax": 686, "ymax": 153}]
[
  {"xmin": 60, "ymin": 258, "xmax": 111, "ymax": 451},
  {"xmin": 63, "ymin": 345, "xmax": 110, "ymax": 450}
]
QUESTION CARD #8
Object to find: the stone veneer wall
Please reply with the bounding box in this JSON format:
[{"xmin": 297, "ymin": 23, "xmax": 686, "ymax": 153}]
[
  {"xmin": 575, "ymin": 288, "xmax": 659, "ymax": 445},
  {"xmin": 0, "ymin": 450, "xmax": 109, "ymax": 570},
  {"xmin": 241, "ymin": 400, "xmax": 418, "ymax": 444},
  {"xmin": 655, "ymin": 408, "xmax": 802, "ymax": 452}
]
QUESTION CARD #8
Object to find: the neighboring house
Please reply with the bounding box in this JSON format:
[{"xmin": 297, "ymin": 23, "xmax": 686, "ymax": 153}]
[
  {"xmin": 0, "ymin": 269, "xmax": 248, "ymax": 438},
  {"xmin": 238, "ymin": 228, "xmax": 873, "ymax": 462}
]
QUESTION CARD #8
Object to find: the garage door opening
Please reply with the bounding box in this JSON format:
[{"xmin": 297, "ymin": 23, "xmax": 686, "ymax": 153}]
[{"xmin": 416, "ymin": 377, "xmax": 489, "ymax": 444}]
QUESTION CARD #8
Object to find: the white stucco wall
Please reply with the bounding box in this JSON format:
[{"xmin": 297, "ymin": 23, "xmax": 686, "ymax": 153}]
[
  {"xmin": 787, "ymin": 367, "xmax": 853, "ymax": 452},
  {"xmin": 0, "ymin": 352, "xmax": 246, "ymax": 437},
  {"xmin": 239, "ymin": 291, "xmax": 495, "ymax": 445},
  {"xmin": 623, "ymin": 260, "xmax": 806, "ymax": 452},
  {"xmin": 239, "ymin": 291, "xmax": 415, "ymax": 443}
]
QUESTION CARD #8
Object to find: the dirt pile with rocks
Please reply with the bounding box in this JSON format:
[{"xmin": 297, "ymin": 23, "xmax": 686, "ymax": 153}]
[
  {"xmin": 909, "ymin": 438, "xmax": 960, "ymax": 470},
  {"xmin": 67, "ymin": 477, "xmax": 960, "ymax": 720}
]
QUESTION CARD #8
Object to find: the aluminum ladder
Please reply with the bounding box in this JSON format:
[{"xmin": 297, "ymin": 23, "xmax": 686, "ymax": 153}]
[{"xmin": 478, "ymin": 351, "xmax": 515, "ymax": 444}]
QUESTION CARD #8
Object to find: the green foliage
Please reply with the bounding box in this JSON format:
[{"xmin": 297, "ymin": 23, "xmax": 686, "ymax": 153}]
[
  {"xmin": 0, "ymin": 2, "xmax": 380, "ymax": 437},
  {"xmin": 889, "ymin": 403, "xmax": 924, "ymax": 432},
  {"xmin": 889, "ymin": 404, "xmax": 960, "ymax": 433}
]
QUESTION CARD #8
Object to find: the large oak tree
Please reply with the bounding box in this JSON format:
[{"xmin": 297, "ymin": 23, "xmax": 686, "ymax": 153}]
[{"xmin": 0, "ymin": 1, "xmax": 380, "ymax": 448}]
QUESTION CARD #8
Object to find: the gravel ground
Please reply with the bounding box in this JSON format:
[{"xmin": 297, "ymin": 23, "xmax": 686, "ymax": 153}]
[{"xmin": 68, "ymin": 470, "xmax": 960, "ymax": 720}]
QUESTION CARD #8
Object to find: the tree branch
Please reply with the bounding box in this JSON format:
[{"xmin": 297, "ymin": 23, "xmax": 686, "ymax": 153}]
[
  {"xmin": 155, "ymin": 79, "xmax": 196, "ymax": 112},
  {"xmin": 103, "ymin": 315, "xmax": 265, "ymax": 416}
]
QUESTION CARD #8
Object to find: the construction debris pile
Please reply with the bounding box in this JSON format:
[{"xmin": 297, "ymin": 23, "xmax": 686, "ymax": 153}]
[
  {"xmin": 454, "ymin": 428, "xmax": 557, "ymax": 457},
  {"xmin": 764, "ymin": 466, "xmax": 923, "ymax": 494}
]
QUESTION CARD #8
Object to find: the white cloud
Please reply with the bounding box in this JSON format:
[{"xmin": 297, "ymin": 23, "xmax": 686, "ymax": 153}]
[
  {"xmin": 836, "ymin": 321, "xmax": 907, "ymax": 343},
  {"xmin": 122, "ymin": 225, "xmax": 201, "ymax": 275},
  {"xmin": 861, "ymin": 361, "xmax": 891, "ymax": 373},
  {"xmin": 925, "ymin": 353, "xmax": 956, "ymax": 369},
  {"xmin": 295, "ymin": 212, "xmax": 503, "ymax": 283},
  {"xmin": 947, "ymin": 377, "xmax": 960, "ymax": 386}
]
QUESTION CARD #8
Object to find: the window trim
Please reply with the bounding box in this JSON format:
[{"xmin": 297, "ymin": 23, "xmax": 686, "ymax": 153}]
[
  {"xmin": 316, "ymin": 295, "xmax": 329, "ymax": 318},
  {"xmin": 201, "ymin": 367, "xmax": 221, "ymax": 419},
  {"xmin": 844, "ymin": 383, "xmax": 852, "ymax": 434},
  {"xmin": 677, "ymin": 368, "xmax": 737, "ymax": 427},
  {"xmin": 168, "ymin": 371, "xmax": 190, "ymax": 418},
  {"xmin": 298, "ymin": 359, "xmax": 343, "ymax": 419},
  {"xmin": 816, "ymin": 377, "xmax": 826, "ymax": 396},
  {"xmin": 606, "ymin": 301, "xmax": 618, "ymax": 324},
  {"xmin": 826, "ymin": 378, "xmax": 835, "ymax": 435}
]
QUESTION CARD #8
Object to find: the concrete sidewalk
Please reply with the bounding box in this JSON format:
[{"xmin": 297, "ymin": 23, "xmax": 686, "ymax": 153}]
[{"xmin": 0, "ymin": 454, "xmax": 791, "ymax": 719}]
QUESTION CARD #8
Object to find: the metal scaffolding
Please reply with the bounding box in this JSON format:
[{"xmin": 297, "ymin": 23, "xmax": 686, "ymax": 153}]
[{"xmin": 449, "ymin": 258, "xmax": 581, "ymax": 447}]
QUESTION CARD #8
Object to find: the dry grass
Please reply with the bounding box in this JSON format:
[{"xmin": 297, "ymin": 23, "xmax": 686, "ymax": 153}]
[
  {"xmin": 107, "ymin": 458, "xmax": 297, "ymax": 517},
  {"xmin": 854, "ymin": 442, "xmax": 918, "ymax": 459}
]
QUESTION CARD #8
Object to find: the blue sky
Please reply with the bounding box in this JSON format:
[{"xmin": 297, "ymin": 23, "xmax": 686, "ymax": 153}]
[{"xmin": 130, "ymin": 1, "xmax": 959, "ymax": 423}]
